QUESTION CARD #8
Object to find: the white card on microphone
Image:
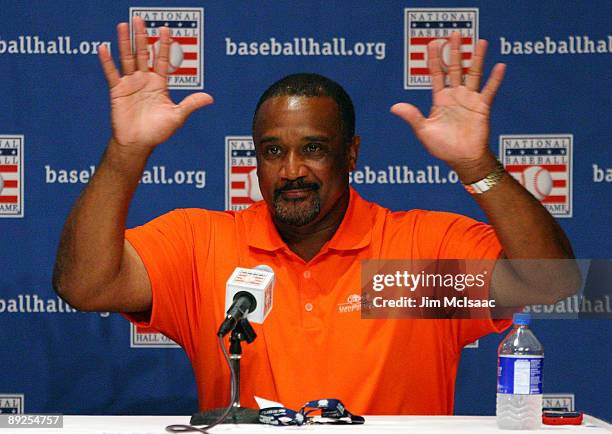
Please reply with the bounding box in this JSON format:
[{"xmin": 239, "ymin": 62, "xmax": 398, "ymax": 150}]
[{"xmin": 225, "ymin": 266, "xmax": 275, "ymax": 324}]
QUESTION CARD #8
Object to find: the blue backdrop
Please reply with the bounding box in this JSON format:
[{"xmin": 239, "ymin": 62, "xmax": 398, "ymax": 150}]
[{"xmin": 0, "ymin": 0, "xmax": 610, "ymax": 421}]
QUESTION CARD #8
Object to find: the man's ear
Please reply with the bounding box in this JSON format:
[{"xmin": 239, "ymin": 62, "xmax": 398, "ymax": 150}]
[{"xmin": 347, "ymin": 135, "xmax": 360, "ymax": 171}]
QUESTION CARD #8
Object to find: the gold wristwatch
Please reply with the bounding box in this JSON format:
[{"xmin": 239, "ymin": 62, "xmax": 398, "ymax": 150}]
[{"xmin": 462, "ymin": 160, "xmax": 506, "ymax": 194}]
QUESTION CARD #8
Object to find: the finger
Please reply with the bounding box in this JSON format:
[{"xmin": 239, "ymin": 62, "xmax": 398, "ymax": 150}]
[
  {"xmin": 465, "ymin": 39, "xmax": 487, "ymax": 91},
  {"xmin": 481, "ymin": 63, "xmax": 507, "ymax": 106},
  {"xmin": 390, "ymin": 103, "xmax": 426, "ymax": 133},
  {"xmin": 178, "ymin": 93, "xmax": 214, "ymax": 119},
  {"xmin": 448, "ymin": 32, "xmax": 462, "ymax": 87},
  {"xmin": 98, "ymin": 44, "xmax": 120, "ymax": 88},
  {"xmin": 427, "ymin": 40, "xmax": 445, "ymax": 94},
  {"xmin": 117, "ymin": 22, "xmax": 135, "ymax": 75},
  {"xmin": 133, "ymin": 16, "xmax": 150, "ymax": 72},
  {"xmin": 154, "ymin": 27, "xmax": 170, "ymax": 77}
]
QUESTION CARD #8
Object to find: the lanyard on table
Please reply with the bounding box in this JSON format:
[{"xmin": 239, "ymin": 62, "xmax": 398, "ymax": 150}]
[{"xmin": 259, "ymin": 398, "xmax": 365, "ymax": 426}]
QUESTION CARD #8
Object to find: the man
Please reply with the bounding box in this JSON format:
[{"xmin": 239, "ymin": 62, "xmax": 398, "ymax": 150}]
[{"xmin": 53, "ymin": 17, "xmax": 578, "ymax": 414}]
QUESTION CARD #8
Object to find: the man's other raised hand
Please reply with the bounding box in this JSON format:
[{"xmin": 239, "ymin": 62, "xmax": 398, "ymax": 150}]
[{"xmin": 391, "ymin": 32, "xmax": 506, "ymax": 181}]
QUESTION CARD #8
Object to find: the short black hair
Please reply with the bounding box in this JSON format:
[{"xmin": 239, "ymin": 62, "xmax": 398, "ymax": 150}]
[{"xmin": 252, "ymin": 73, "xmax": 355, "ymax": 143}]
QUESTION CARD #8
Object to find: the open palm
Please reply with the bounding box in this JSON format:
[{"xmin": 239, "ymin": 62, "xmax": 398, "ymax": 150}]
[
  {"xmin": 392, "ymin": 33, "xmax": 506, "ymax": 168},
  {"xmin": 98, "ymin": 17, "xmax": 212, "ymax": 150}
]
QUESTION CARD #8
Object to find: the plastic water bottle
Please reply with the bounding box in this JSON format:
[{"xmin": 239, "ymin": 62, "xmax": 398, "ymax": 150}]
[{"xmin": 496, "ymin": 313, "xmax": 544, "ymax": 430}]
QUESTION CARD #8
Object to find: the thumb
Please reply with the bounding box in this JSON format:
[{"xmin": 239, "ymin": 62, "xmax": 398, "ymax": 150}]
[
  {"xmin": 390, "ymin": 103, "xmax": 425, "ymax": 133},
  {"xmin": 178, "ymin": 92, "xmax": 214, "ymax": 119}
]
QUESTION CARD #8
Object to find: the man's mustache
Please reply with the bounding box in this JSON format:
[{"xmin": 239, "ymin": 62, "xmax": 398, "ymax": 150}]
[{"xmin": 274, "ymin": 180, "xmax": 320, "ymax": 197}]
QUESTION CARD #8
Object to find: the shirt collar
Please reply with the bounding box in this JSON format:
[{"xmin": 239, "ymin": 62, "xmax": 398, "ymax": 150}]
[
  {"xmin": 245, "ymin": 187, "xmax": 373, "ymax": 252},
  {"xmin": 327, "ymin": 187, "xmax": 373, "ymax": 251}
]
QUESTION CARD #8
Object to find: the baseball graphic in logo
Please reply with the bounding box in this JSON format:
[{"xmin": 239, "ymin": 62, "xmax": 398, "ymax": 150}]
[
  {"xmin": 500, "ymin": 134, "xmax": 573, "ymax": 218},
  {"xmin": 226, "ymin": 136, "xmax": 262, "ymax": 211},
  {"xmin": 151, "ymin": 40, "xmax": 184, "ymax": 74},
  {"xmin": 520, "ymin": 166, "xmax": 553, "ymax": 200},
  {"xmin": 404, "ymin": 8, "xmax": 479, "ymax": 89},
  {"xmin": 130, "ymin": 7, "xmax": 204, "ymax": 89}
]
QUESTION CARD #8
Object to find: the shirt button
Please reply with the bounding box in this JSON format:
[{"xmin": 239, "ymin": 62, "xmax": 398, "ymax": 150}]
[
  {"xmin": 303, "ymin": 270, "xmax": 311, "ymax": 279},
  {"xmin": 305, "ymin": 302, "xmax": 314, "ymax": 312}
]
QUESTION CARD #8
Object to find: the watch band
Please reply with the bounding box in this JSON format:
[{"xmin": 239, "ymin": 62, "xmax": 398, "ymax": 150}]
[{"xmin": 462, "ymin": 160, "xmax": 506, "ymax": 194}]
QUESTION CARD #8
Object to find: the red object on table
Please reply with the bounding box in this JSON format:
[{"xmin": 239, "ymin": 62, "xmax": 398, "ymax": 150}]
[{"xmin": 542, "ymin": 411, "xmax": 584, "ymax": 425}]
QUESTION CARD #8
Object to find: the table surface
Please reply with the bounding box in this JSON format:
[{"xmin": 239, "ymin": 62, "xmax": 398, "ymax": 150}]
[{"xmin": 7, "ymin": 415, "xmax": 611, "ymax": 433}]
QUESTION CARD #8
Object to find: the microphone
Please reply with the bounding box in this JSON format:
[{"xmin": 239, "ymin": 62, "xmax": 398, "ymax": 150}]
[{"xmin": 217, "ymin": 265, "xmax": 275, "ymax": 337}]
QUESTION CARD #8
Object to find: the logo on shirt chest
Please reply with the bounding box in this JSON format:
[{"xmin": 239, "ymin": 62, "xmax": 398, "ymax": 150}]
[{"xmin": 337, "ymin": 294, "xmax": 365, "ymax": 313}]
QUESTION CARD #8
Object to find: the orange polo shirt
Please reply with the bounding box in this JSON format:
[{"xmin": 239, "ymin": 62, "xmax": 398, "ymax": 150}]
[{"xmin": 125, "ymin": 187, "xmax": 510, "ymax": 415}]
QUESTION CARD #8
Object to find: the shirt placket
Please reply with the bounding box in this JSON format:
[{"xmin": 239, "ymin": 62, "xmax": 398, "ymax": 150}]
[{"xmin": 298, "ymin": 265, "xmax": 322, "ymax": 330}]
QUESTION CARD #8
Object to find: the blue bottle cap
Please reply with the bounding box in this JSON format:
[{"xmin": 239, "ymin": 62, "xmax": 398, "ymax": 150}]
[{"xmin": 513, "ymin": 312, "xmax": 530, "ymax": 325}]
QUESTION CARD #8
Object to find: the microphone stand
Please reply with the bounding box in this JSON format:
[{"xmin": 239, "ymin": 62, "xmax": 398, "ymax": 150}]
[{"xmin": 190, "ymin": 319, "xmax": 260, "ymax": 424}]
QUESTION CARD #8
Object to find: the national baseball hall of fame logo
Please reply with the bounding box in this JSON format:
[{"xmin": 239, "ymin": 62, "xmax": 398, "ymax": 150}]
[
  {"xmin": 543, "ymin": 393, "xmax": 575, "ymax": 411},
  {"xmin": 404, "ymin": 8, "xmax": 478, "ymax": 90},
  {"xmin": 130, "ymin": 324, "xmax": 179, "ymax": 348},
  {"xmin": 0, "ymin": 394, "xmax": 24, "ymax": 414},
  {"xmin": 130, "ymin": 7, "xmax": 204, "ymax": 90},
  {"xmin": 500, "ymin": 134, "xmax": 573, "ymax": 218},
  {"xmin": 0, "ymin": 135, "xmax": 24, "ymax": 218},
  {"xmin": 225, "ymin": 136, "xmax": 263, "ymax": 211}
]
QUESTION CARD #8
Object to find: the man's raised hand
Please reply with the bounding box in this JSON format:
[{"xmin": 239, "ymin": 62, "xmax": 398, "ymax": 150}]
[
  {"xmin": 391, "ymin": 32, "xmax": 506, "ymax": 178},
  {"xmin": 98, "ymin": 16, "xmax": 213, "ymax": 152}
]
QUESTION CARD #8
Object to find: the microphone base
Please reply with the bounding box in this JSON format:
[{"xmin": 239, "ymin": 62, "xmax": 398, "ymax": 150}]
[{"xmin": 190, "ymin": 406, "xmax": 260, "ymax": 425}]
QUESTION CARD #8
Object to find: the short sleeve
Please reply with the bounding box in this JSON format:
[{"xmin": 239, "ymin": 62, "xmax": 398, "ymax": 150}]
[
  {"xmin": 450, "ymin": 317, "xmax": 511, "ymax": 352},
  {"xmin": 123, "ymin": 209, "xmax": 208, "ymax": 351},
  {"xmin": 417, "ymin": 211, "xmax": 512, "ymax": 349},
  {"xmin": 420, "ymin": 211, "xmax": 502, "ymax": 260}
]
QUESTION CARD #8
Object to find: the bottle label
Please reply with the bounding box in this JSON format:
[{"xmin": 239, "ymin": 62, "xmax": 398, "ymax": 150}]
[{"xmin": 497, "ymin": 355, "xmax": 543, "ymax": 394}]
